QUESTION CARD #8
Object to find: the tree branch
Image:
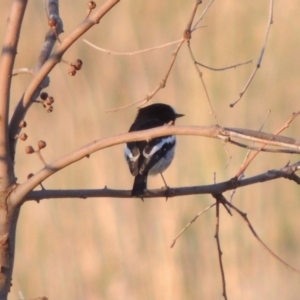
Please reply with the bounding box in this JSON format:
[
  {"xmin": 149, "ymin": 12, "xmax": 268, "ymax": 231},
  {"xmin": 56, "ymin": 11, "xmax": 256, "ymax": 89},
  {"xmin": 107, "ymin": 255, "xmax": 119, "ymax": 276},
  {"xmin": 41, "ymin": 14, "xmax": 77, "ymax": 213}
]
[
  {"xmin": 83, "ymin": 38, "xmax": 183, "ymax": 56},
  {"xmin": 213, "ymin": 194, "xmax": 228, "ymax": 300},
  {"xmin": 223, "ymin": 196, "xmax": 300, "ymax": 275},
  {"xmin": 107, "ymin": 0, "xmax": 203, "ymax": 112},
  {"xmin": 234, "ymin": 111, "xmax": 300, "ymax": 177},
  {"xmin": 230, "ymin": 0, "xmax": 274, "ymax": 107},
  {"xmin": 0, "ymin": 0, "xmax": 28, "ymax": 189},
  {"xmin": 8, "ymin": 0, "xmax": 63, "ymax": 161},
  {"xmin": 8, "ymin": 0, "xmax": 120, "ymax": 160},
  {"xmin": 9, "ymin": 124, "xmax": 300, "ymax": 205},
  {"xmin": 23, "ymin": 159, "xmax": 300, "ymax": 202}
]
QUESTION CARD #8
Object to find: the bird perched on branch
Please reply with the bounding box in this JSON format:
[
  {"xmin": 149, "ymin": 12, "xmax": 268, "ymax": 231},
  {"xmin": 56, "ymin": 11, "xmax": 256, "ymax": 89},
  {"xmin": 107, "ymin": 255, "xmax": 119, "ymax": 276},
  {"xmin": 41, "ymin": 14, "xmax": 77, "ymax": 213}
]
[{"xmin": 124, "ymin": 103, "xmax": 184, "ymax": 197}]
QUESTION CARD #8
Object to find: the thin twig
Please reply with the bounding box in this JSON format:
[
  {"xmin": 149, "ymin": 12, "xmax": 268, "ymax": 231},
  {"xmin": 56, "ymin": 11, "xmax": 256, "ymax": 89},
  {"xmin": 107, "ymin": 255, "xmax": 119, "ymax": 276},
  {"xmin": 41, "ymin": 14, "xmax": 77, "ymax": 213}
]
[
  {"xmin": 35, "ymin": 151, "xmax": 47, "ymax": 167},
  {"xmin": 242, "ymin": 109, "xmax": 271, "ymax": 167},
  {"xmin": 83, "ymin": 38, "xmax": 183, "ymax": 56},
  {"xmin": 12, "ymin": 68, "xmax": 33, "ymax": 76},
  {"xmin": 195, "ymin": 60, "xmax": 252, "ymax": 71},
  {"xmin": 8, "ymin": 0, "xmax": 120, "ymax": 161},
  {"xmin": 192, "ymin": 0, "xmax": 215, "ymax": 30},
  {"xmin": 223, "ymin": 144, "xmax": 232, "ymax": 169},
  {"xmin": 235, "ymin": 111, "xmax": 300, "ymax": 177},
  {"xmin": 230, "ymin": 0, "xmax": 274, "ymax": 107},
  {"xmin": 185, "ymin": 0, "xmax": 202, "ymax": 33},
  {"xmin": 187, "ymin": 40, "xmax": 252, "ymax": 126},
  {"xmin": 223, "ymin": 197, "xmax": 300, "ymax": 275},
  {"xmin": 9, "ymin": 0, "xmax": 64, "ymax": 160},
  {"xmin": 260, "ymin": 109, "xmax": 271, "ymax": 131},
  {"xmin": 187, "ymin": 41, "xmax": 217, "ymax": 121},
  {"xmin": 107, "ymin": 0, "xmax": 203, "ymax": 112},
  {"xmin": 230, "ymin": 110, "xmax": 270, "ymax": 203},
  {"xmin": 170, "ymin": 203, "xmax": 215, "ymax": 248},
  {"xmin": 228, "ymin": 140, "xmax": 300, "ymax": 154},
  {"xmin": 213, "ymin": 195, "xmax": 228, "ymax": 300},
  {"xmin": 106, "ymin": 38, "xmax": 186, "ymax": 112}
]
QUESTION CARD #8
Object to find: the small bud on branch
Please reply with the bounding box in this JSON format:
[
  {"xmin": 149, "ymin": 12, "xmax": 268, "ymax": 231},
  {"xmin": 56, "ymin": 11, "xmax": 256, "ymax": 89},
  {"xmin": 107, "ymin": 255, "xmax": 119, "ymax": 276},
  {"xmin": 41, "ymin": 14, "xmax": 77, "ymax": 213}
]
[
  {"xmin": 19, "ymin": 120, "xmax": 27, "ymax": 128},
  {"xmin": 25, "ymin": 146, "xmax": 34, "ymax": 154},
  {"xmin": 38, "ymin": 140, "xmax": 47, "ymax": 150}
]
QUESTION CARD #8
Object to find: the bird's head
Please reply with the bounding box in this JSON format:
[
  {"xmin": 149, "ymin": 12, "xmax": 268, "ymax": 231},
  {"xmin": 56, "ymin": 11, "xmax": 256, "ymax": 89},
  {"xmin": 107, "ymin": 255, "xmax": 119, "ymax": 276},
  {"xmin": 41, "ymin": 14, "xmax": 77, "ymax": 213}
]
[{"xmin": 137, "ymin": 103, "xmax": 184, "ymax": 124}]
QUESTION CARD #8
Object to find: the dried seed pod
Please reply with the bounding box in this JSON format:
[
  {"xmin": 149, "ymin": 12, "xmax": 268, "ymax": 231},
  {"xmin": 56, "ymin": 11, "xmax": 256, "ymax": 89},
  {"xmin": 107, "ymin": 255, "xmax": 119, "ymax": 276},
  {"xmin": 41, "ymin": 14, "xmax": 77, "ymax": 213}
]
[
  {"xmin": 74, "ymin": 59, "xmax": 83, "ymax": 70},
  {"xmin": 68, "ymin": 66, "xmax": 76, "ymax": 76},
  {"xmin": 48, "ymin": 15, "xmax": 57, "ymax": 28},
  {"xmin": 45, "ymin": 96, "xmax": 54, "ymax": 105},
  {"xmin": 88, "ymin": 1, "xmax": 96, "ymax": 10},
  {"xmin": 19, "ymin": 133, "xmax": 28, "ymax": 141},
  {"xmin": 25, "ymin": 146, "xmax": 34, "ymax": 154},
  {"xmin": 19, "ymin": 120, "xmax": 27, "ymax": 128},
  {"xmin": 40, "ymin": 92, "xmax": 48, "ymax": 100},
  {"xmin": 47, "ymin": 106, "xmax": 53, "ymax": 113},
  {"xmin": 38, "ymin": 140, "xmax": 47, "ymax": 150},
  {"xmin": 27, "ymin": 173, "xmax": 34, "ymax": 179}
]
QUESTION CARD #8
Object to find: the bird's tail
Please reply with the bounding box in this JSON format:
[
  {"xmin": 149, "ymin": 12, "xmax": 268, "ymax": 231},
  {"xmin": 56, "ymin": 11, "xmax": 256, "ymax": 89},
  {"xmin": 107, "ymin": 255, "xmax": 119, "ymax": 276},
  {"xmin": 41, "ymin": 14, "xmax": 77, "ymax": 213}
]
[{"xmin": 131, "ymin": 174, "xmax": 147, "ymax": 197}]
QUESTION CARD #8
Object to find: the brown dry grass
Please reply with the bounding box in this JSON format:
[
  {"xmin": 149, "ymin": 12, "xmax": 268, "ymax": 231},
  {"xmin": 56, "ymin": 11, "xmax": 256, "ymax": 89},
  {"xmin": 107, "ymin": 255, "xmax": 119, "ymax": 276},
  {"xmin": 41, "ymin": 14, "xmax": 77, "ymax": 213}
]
[{"xmin": 1, "ymin": 0, "xmax": 300, "ymax": 299}]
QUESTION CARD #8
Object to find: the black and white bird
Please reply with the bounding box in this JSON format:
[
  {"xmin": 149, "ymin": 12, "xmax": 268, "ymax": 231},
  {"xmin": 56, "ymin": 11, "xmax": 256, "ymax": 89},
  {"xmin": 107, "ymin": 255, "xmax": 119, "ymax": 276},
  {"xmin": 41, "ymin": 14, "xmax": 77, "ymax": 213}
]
[{"xmin": 124, "ymin": 103, "xmax": 184, "ymax": 197}]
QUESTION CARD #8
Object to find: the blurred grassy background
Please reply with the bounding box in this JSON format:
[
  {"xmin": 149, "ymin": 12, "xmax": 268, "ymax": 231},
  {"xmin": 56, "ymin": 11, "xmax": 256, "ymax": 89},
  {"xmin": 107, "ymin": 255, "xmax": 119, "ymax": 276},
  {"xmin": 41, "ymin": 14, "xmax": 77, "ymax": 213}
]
[{"xmin": 1, "ymin": 0, "xmax": 300, "ymax": 299}]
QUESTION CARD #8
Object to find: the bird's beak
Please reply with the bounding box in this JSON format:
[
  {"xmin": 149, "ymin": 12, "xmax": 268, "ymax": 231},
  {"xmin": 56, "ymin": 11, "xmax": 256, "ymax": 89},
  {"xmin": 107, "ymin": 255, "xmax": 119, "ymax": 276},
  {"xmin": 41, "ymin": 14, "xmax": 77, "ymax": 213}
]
[{"xmin": 175, "ymin": 113, "xmax": 185, "ymax": 118}]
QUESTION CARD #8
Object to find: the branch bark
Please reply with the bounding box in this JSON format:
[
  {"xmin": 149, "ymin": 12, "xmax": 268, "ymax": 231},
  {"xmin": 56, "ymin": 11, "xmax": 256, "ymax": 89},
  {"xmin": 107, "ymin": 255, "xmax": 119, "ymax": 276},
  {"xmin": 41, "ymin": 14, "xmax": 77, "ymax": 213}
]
[
  {"xmin": 0, "ymin": 2, "xmax": 28, "ymax": 297},
  {"xmin": 0, "ymin": 1, "xmax": 121, "ymax": 299},
  {"xmin": 8, "ymin": 0, "xmax": 63, "ymax": 161},
  {"xmin": 22, "ymin": 159, "xmax": 300, "ymax": 201},
  {"xmin": 7, "ymin": 124, "xmax": 300, "ymax": 206},
  {"xmin": 0, "ymin": 0, "xmax": 28, "ymax": 190},
  {"xmin": 8, "ymin": 0, "xmax": 120, "ymax": 161}
]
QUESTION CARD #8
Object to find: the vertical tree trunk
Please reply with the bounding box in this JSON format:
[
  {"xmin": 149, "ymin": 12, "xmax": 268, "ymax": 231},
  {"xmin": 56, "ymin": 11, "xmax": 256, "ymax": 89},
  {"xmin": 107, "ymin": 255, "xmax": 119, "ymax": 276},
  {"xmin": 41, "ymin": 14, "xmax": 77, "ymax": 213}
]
[
  {"xmin": 0, "ymin": 197, "xmax": 20, "ymax": 300},
  {"xmin": 0, "ymin": 1, "xmax": 28, "ymax": 298}
]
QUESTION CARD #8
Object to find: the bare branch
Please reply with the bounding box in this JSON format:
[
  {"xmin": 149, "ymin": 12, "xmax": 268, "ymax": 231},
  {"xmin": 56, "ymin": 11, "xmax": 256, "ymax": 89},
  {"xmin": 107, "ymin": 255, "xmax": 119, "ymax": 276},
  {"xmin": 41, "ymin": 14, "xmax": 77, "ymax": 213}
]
[
  {"xmin": 21, "ymin": 157, "xmax": 300, "ymax": 203},
  {"xmin": 230, "ymin": 0, "xmax": 274, "ymax": 107},
  {"xmin": 235, "ymin": 111, "xmax": 300, "ymax": 177},
  {"xmin": 235, "ymin": 109, "xmax": 271, "ymax": 179},
  {"xmin": 195, "ymin": 59, "xmax": 252, "ymax": 71},
  {"xmin": 170, "ymin": 203, "xmax": 215, "ymax": 248},
  {"xmin": 83, "ymin": 38, "xmax": 183, "ymax": 56},
  {"xmin": 0, "ymin": 0, "xmax": 28, "ymax": 188},
  {"xmin": 213, "ymin": 195, "xmax": 227, "ymax": 300},
  {"xmin": 107, "ymin": 0, "xmax": 203, "ymax": 112},
  {"xmin": 284, "ymin": 173, "xmax": 300, "ymax": 184},
  {"xmin": 187, "ymin": 42, "xmax": 217, "ymax": 121},
  {"xmin": 8, "ymin": 0, "xmax": 120, "ymax": 160},
  {"xmin": 106, "ymin": 38, "xmax": 186, "ymax": 112},
  {"xmin": 223, "ymin": 125, "xmax": 300, "ymax": 152},
  {"xmin": 38, "ymin": 0, "xmax": 64, "ymax": 69},
  {"xmin": 223, "ymin": 196, "xmax": 300, "ymax": 275},
  {"xmin": 12, "ymin": 68, "xmax": 33, "ymax": 76},
  {"xmin": 228, "ymin": 139, "xmax": 300, "ymax": 154},
  {"xmin": 185, "ymin": 0, "xmax": 203, "ymax": 34},
  {"xmin": 9, "ymin": 0, "xmax": 64, "ymax": 160},
  {"xmin": 192, "ymin": 0, "xmax": 215, "ymax": 30},
  {"xmin": 8, "ymin": 123, "xmax": 300, "ymax": 205}
]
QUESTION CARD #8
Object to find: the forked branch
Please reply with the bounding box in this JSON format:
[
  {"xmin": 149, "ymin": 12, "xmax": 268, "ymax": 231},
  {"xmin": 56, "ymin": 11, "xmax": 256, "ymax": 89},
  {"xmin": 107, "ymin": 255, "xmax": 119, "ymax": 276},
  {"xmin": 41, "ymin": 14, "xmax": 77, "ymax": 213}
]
[
  {"xmin": 230, "ymin": 0, "xmax": 274, "ymax": 107},
  {"xmin": 0, "ymin": 0, "xmax": 28, "ymax": 187},
  {"xmin": 9, "ymin": 124, "xmax": 300, "ymax": 205},
  {"xmin": 8, "ymin": 0, "xmax": 120, "ymax": 160}
]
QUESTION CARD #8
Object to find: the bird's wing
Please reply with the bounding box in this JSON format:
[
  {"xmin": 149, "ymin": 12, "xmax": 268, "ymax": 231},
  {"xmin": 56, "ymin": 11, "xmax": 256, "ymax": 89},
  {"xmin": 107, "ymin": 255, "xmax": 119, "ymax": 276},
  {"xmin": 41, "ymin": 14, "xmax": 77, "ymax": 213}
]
[
  {"xmin": 124, "ymin": 142, "xmax": 141, "ymax": 176},
  {"xmin": 139, "ymin": 135, "xmax": 175, "ymax": 175},
  {"xmin": 126, "ymin": 118, "xmax": 175, "ymax": 176}
]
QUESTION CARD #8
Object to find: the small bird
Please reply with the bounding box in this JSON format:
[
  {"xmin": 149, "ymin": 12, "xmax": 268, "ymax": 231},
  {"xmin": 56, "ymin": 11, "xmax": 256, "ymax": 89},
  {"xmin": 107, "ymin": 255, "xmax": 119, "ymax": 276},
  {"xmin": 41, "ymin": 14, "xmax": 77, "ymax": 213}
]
[{"xmin": 124, "ymin": 103, "xmax": 184, "ymax": 197}]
